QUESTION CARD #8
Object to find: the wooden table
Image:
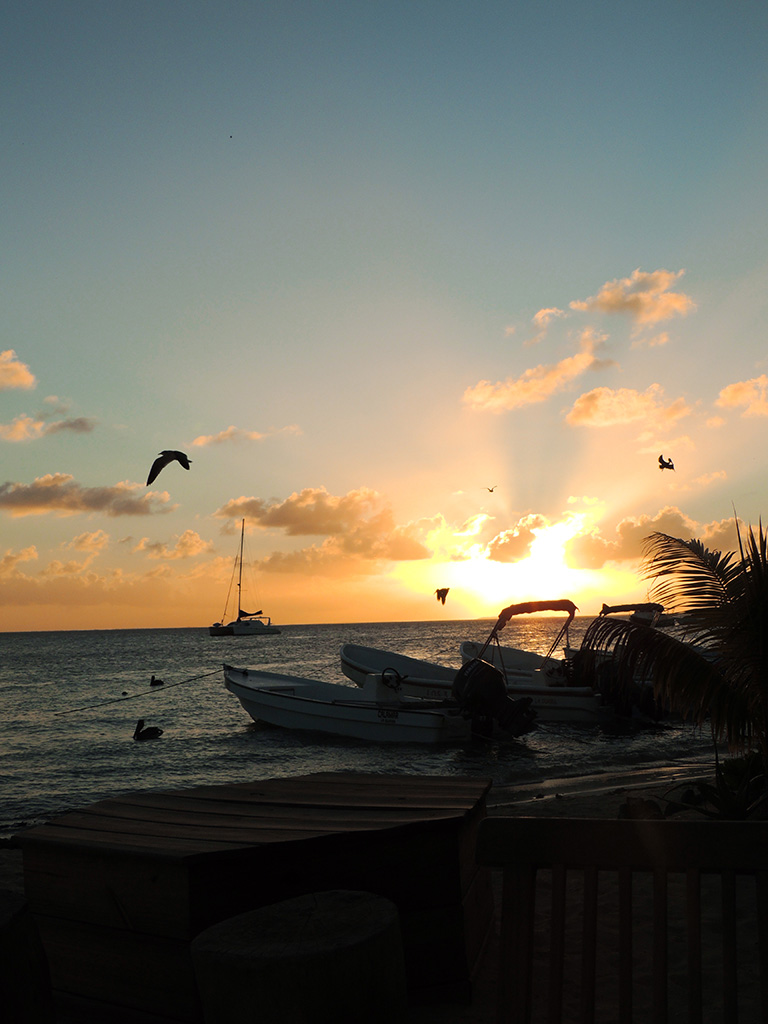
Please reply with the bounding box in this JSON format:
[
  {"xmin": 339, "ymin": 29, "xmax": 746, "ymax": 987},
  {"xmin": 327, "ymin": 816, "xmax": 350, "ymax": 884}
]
[{"xmin": 18, "ymin": 772, "xmax": 493, "ymax": 1023}]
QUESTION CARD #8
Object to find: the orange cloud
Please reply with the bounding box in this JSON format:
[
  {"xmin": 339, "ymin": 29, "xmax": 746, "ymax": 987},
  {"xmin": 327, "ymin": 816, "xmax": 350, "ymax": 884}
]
[
  {"xmin": 566, "ymin": 384, "xmax": 691, "ymax": 428},
  {"xmin": 566, "ymin": 506, "xmax": 699, "ymax": 568},
  {"xmin": 486, "ymin": 514, "xmax": 550, "ymax": 562},
  {"xmin": 192, "ymin": 424, "xmax": 301, "ymax": 446},
  {"xmin": 0, "ymin": 350, "xmax": 36, "ymax": 390},
  {"xmin": 464, "ymin": 328, "xmax": 610, "ymax": 412},
  {"xmin": 716, "ymin": 375, "xmax": 768, "ymax": 417},
  {"xmin": 0, "ymin": 545, "xmax": 38, "ymax": 575},
  {"xmin": 134, "ymin": 529, "xmax": 215, "ymax": 560},
  {"xmin": 0, "ymin": 413, "xmax": 96, "ymax": 441},
  {"xmin": 0, "ymin": 474, "xmax": 173, "ymax": 517},
  {"xmin": 215, "ymin": 486, "xmax": 384, "ymax": 536},
  {"xmin": 570, "ymin": 269, "xmax": 695, "ymax": 327}
]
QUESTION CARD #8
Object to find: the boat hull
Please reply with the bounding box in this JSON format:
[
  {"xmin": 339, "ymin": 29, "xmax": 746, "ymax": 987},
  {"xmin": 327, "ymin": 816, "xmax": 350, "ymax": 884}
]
[{"xmin": 223, "ymin": 665, "xmax": 472, "ymax": 744}]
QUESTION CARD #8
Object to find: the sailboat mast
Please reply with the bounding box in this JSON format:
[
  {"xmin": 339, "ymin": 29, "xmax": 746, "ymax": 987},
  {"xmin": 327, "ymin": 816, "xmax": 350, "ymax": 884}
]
[{"xmin": 237, "ymin": 518, "xmax": 244, "ymax": 617}]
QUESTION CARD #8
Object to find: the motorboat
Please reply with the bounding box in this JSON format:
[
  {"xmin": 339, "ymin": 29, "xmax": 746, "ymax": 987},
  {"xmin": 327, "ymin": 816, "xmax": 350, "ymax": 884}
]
[
  {"xmin": 210, "ymin": 519, "xmax": 281, "ymax": 636},
  {"xmin": 340, "ymin": 643, "xmax": 456, "ymax": 701},
  {"xmin": 223, "ymin": 663, "xmax": 534, "ymax": 744},
  {"xmin": 458, "ymin": 600, "xmax": 608, "ymax": 724},
  {"xmin": 342, "ymin": 614, "xmax": 607, "ymax": 725},
  {"xmin": 599, "ymin": 602, "xmax": 677, "ymax": 627}
]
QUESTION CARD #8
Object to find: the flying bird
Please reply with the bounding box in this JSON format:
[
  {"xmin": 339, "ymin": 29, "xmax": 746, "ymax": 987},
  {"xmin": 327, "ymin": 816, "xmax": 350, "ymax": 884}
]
[
  {"xmin": 485, "ymin": 485, "xmax": 497, "ymax": 492},
  {"xmin": 435, "ymin": 588, "xmax": 449, "ymax": 605},
  {"xmin": 146, "ymin": 450, "xmax": 192, "ymax": 486},
  {"xmin": 658, "ymin": 455, "xmax": 675, "ymax": 472},
  {"xmin": 133, "ymin": 719, "xmax": 163, "ymax": 741}
]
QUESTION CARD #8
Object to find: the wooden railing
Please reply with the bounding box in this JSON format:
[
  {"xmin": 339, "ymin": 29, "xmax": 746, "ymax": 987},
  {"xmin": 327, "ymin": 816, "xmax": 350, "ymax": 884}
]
[{"xmin": 477, "ymin": 817, "xmax": 768, "ymax": 1023}]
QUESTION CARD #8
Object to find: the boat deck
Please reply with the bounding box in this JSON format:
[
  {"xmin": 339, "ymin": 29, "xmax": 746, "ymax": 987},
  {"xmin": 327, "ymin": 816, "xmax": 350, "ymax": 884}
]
[{"xmin": 18, "ymin": 771, "xmax": 493, "ymax": 1023}]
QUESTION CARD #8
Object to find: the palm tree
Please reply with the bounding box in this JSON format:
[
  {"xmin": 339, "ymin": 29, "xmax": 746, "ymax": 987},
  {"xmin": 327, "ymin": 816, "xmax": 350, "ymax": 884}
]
[{"xmin": 579, "ymin": 520, "xmax": 768, "ymax": 786}]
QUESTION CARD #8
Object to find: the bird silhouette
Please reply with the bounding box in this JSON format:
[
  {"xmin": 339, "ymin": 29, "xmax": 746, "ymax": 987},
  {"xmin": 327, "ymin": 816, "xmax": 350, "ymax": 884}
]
[
  {"xmin": 133, "ymin": 719, "xmax": 163, "ymax": 741},
  {"xmin": 658, "ymin": 455, "xmax": 675, "ymax": 471},
  {"xmin": 485, "ymin": 485, "xmax": 497, "ymax": 492},
  {"xmin": 435, "ymin": 588, "xmax": 449, "ymax": 605},
  {"xmin": 149, "ymin": 675, "xmax": 164, "ymax": 686},
  {"xmin": 146, "ymin": 450, "xmax": 192, "ymax": 485}
]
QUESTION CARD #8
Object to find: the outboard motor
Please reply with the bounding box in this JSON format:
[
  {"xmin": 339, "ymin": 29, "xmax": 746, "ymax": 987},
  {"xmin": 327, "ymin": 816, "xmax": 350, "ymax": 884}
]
[{"xmin": 453, "ymin": 659, "xmax": 536, "ymax": 737}]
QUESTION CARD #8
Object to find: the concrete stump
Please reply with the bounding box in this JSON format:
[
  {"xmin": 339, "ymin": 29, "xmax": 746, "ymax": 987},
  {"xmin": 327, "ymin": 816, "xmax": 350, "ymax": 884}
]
[
  {"xmin": 191, "ymin": 889, "xmax": 407, "ymax": 1023},
  {"xmin": 0, "ymin": 888, "xmax": 54, "ymax": 1024}
]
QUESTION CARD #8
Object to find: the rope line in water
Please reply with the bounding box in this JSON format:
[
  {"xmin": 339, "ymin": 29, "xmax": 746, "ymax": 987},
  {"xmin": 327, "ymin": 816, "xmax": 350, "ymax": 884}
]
[{"xmin": 54, "ymin": 668, "xmax": 222, "ymax": 716}]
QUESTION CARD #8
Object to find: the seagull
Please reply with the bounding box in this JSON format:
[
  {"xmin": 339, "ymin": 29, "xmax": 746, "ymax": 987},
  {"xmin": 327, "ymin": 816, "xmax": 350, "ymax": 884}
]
[
  {"xmin": 435, "ymin": 588, "xmax": 449, "ymax": 605},
  {"xmin": 658, "ymin": 455, "xmax": 675, "ymax": 472},
  {"xmin": 146, "ymin": 450, "xmax": 192, "ymax": 486},
  {"xmin": 133, "ymin": 719, "xmax": 163, "ymax": 741},
  {"xmin": 485, "ymin": 485, "xmax": 497, "ymax": 492}
]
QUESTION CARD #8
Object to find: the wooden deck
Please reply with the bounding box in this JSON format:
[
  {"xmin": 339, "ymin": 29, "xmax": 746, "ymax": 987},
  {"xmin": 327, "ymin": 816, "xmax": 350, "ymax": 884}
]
[{"xmin": 18, "ymin": 772, "xmax": 493, "ymax": 1023}]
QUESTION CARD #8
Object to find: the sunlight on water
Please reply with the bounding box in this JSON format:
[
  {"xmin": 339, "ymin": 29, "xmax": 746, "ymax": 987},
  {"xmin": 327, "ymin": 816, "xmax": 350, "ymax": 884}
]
[{"xmin": 0, "ymin": 620, "xmax": 713, "ymax": 837}]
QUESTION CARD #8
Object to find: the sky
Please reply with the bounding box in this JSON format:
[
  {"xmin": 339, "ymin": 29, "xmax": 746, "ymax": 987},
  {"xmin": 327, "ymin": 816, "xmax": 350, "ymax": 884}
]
[{"xmin": 2, "ymin": 1, "xmax": 768, "ymax": 631}]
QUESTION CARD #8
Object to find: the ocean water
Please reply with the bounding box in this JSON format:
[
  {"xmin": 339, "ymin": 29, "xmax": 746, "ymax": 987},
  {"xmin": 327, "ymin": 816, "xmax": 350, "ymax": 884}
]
[{"xmin": 0, "ymin": 618, "xmax": 715, "ymax": 839}]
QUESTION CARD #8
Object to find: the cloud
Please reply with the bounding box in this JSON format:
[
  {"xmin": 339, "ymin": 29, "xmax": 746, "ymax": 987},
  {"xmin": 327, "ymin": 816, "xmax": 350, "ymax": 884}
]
[
  {"xmin": 532, "ymin": 307, "xmax": 566, "ymax": 329},
  {"xmin": 570, "ymin": 268, "xmax": 696, "ymax": 327},
  {"xmin": 0, "ymin": 474, "xmax": 174, "ymax": 517},
  {"xmin": 566, "ymin": 384, "xmax": 691, "ymax": 428},
  {"xmin": 486, "ymin": 514, "xmax": 549, "ymax": 562},
  {"xmin": 192, "ymin": 424, "xmax": 302, "ymax": 446},
  {"xmin": 0, "ymin": 350, "xmax": 36, "ymax": 391},
  {"xmin": 463, "ymin": 328, "xmax": 611, "ymax": 412},
  {"xmin": 214, "ymin": 486, "xmax": 440, "ymax": 574},
  {"xmin": 67, "ymin": 530, "xmax": 110, "ymax": 554},
  {"xmin": 134, "ymin": 529, "xmax": 215, "ymax": 560},
  {"xmin": 0, "ymin": 545, "xmax": 38, "ymax": 576},
  {"xmin": 215, "ymin": 486, "xmax": 384, "ymax": 536},
  {"xmin": 527, "ymin": 307, "xmax": 567, "ymax": 345},
  {"xmin": 0, "ymin": 413, "xmax": 96, "ymax": 441},
  {"xmin": 631, "ymin": 331, "xmax": 669, "ymax": 349},
  {"xmin": 716, "ymin": 375, "xmax": 768, "ymax": 417},
  {"xmin": 566, "ymin": 506, "xmax": 699, "ymax": 568}
]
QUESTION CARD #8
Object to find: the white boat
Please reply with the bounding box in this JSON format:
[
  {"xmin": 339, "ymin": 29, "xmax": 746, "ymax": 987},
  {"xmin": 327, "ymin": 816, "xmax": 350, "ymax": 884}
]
[
  {"xmin": 223, "ymin": 664, "xmax": 474, "ymax": 744},
  {"xmin": 342, "ymin": 630, "xmax": 606, "ymax": 725},
  {"xmin": 599, "ymin": 602, "xmax": 677, "ymax": 627},
  {"xmin": 340, "ymin": 643, "xmax": 456, "ymax": 700},
  {"xmin": 210, "ymin": 519, "xmax": 281, "ymax": 636},
  {"xmin": 458, "ymin": 600, "xmax": 608, "ymax": 724}
]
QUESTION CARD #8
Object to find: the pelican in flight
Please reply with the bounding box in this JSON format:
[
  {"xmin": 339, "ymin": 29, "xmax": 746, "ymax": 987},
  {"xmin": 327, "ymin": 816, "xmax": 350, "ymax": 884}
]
[
  {"xmin": 658, "ymin": 455, "xmax": 675, "ymax": 472},
  {"xmin": 133, "ymin": 719, "xmax": 163, "ymax": 741},
  {"xmin": 146, "ymin": 450, "xmax": 192, "ymax": 485},
  {"xmin": 435, "ymin": 588, "xmax": 449, "ymax": 605}
]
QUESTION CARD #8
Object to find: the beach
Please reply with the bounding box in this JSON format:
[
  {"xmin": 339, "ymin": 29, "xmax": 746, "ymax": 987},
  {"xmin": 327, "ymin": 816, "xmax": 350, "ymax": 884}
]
[{"xmin": 1, "ymin": 765, "xmax": 714, "ymax": 1024}]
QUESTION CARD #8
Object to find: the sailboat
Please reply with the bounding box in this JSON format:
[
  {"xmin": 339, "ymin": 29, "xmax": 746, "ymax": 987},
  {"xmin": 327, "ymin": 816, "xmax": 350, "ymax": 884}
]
[{"xmin": 209, "ymin": 519, "xmax": 281, "ymax": 636}]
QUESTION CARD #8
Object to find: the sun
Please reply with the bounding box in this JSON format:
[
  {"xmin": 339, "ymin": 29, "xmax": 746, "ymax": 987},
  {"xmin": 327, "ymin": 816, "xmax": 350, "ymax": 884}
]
[{"xmin": 391, "ymin": 512, "xmax": 645, "ymax": 619}]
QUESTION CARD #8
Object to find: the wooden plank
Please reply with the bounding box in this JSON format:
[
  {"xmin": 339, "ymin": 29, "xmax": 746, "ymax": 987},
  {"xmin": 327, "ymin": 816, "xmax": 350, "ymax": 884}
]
[
  {"xmin": 686, "ymin": 867, "xmax": 702, "ymax": 1024},
  {"xmin": 477, "ymin": 817, "xmax": 768, "ymax": 872},
  {"xmin": 57, "ymin": 798, "xmax": 468, "ymax": 833}
]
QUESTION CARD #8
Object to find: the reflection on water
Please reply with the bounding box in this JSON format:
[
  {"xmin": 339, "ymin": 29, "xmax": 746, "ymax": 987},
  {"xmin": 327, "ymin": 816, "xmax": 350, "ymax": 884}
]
[{"xmin": 0, "ymin": 619, "xmax": 713, "ymax": 837}]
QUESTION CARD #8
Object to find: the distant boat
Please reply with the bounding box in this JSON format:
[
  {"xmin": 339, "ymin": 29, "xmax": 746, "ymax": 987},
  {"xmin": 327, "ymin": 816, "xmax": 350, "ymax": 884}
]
[
  {"xmin": 209, "ymin": 520, "xmax": 281, "ymax": 637},
  {"xmin": 599, "ymin": 602, "xmax": 677, "ymax": 627}
]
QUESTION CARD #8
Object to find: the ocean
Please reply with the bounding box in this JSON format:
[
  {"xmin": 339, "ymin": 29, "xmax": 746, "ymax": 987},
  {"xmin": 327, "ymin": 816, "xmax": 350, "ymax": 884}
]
[{"xmin": 0, "ymin": 617, "xmax": 715, "ymax": 839}]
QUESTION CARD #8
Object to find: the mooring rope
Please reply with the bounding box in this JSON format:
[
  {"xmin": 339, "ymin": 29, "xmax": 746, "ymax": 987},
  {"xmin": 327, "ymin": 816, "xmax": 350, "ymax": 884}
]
[{"xmin": 54, "ymin": 668, "xmax": 222, "ymax": 716}]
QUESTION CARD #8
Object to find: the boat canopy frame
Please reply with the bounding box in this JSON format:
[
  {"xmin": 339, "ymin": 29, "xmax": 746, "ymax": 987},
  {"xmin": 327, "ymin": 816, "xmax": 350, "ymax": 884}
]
[{"xmin": 476, "ymin": 599, "xmax": 578, "ymax": 665}]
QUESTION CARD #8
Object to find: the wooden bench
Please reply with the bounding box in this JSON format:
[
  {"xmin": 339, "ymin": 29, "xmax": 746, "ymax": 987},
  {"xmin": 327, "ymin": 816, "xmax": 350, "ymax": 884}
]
[
  {"xmin": 18, "ymin": 772, "xmax": 493, "ymax": 1022},
  {"xmin": 477, "ymin": 816, "xmax": 768, "ymax": 1023}
]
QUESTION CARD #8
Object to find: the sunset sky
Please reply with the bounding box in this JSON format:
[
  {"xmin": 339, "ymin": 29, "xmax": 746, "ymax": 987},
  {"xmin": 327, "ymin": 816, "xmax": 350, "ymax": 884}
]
[{"xmin": 3, "ymin": 2, "xmax": 767, "ymax": 631}]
